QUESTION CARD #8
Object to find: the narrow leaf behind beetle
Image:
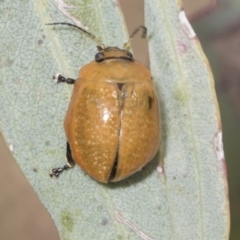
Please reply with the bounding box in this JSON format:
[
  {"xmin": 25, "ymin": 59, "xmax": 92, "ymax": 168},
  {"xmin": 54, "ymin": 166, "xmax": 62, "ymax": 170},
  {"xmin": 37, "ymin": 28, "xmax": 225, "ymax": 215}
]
[{"xmin": 145, "ymin": 1, "xmax": 230, "ymax": 240}]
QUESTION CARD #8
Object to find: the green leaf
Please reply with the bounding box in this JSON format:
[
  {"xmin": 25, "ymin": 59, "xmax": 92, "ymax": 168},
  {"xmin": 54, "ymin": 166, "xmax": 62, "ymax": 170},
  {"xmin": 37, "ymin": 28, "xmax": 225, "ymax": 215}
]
[
  {"xmin": 145, "ymin": 1, "xmax": 230, "ymax": 239},
  {"xmin": 0, "ymin": 0, "xmax": 229, "ymax": 240}
]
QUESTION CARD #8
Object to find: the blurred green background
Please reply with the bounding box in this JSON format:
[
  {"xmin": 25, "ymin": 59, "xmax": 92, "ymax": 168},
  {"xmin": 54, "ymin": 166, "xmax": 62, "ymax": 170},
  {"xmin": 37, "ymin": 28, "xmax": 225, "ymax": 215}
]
[{"xmin": 0, "ymin": 0, "xmax": 238, "ymax": 239}]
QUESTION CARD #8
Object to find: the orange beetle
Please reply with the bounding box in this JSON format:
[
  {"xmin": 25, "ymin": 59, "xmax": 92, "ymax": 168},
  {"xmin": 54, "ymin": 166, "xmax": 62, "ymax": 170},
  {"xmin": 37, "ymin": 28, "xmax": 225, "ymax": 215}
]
[{"xmin": 48, "ymin": 23, "xmax": 160, "ymax": 183}]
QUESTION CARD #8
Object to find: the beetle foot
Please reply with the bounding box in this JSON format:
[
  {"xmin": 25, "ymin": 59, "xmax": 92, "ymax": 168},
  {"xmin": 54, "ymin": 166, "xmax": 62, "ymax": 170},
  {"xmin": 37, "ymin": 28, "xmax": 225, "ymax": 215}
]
[
  {"xmin": 53, "ymin": 73, "xmax": 62, "ymax": 83},
  {"xmin": 49, "ymin": 164, "xmax": 70, "ymax": 178},
  {"xmin": 53, "ymin": 73, "xmax": 75, "ymax": 84}
]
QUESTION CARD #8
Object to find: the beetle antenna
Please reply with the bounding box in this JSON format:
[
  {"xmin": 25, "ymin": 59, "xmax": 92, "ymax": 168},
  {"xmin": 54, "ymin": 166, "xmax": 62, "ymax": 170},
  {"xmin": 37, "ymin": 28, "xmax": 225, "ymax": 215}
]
[
  {"xmin": 46, "ymin": 22, "xmax": 103, "ymax": 46},
  {"xmin": 123, "ymin": 25, "xmax": 147, "ymax": 50},
  {"xmin": 129, "ymin": 25, "xmax": 147, "ymax": 39}
]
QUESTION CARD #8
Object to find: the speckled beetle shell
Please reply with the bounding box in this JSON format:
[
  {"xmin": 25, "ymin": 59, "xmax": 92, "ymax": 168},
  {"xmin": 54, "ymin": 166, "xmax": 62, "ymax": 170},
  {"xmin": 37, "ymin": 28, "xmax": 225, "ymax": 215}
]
[{"xmin": 64, "ymin": 47, "xmax": 160, "ymax": 183}]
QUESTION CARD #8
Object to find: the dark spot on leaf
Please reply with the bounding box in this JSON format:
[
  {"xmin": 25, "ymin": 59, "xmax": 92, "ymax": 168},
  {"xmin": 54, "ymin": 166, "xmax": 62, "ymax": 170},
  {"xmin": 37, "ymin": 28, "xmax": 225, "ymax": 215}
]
[
  {"xmin": 117, "ymin": 234, "xmax": 124, "ymax": 240},
  {"xmin": 101, "ymin": 217, "xmax": 108, "ymax": 226},
  {"xmin": 61, "ymin": 211, "xmax": 74, "ymax": 232}
]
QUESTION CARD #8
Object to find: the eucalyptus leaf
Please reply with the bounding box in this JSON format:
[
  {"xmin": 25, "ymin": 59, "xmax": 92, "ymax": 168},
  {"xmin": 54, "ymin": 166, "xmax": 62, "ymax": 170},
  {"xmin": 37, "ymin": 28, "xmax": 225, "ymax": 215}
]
[{"xmin": 0, "ymin": 0, "xmax": 229, "ymax": 240}]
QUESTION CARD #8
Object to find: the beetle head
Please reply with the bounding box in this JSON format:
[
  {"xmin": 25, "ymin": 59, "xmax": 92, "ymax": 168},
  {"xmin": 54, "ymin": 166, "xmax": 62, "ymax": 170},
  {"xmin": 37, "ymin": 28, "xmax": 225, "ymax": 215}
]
[{"xmin": 95, "ymin": 46, "xmax": 133, "ymax": 62}]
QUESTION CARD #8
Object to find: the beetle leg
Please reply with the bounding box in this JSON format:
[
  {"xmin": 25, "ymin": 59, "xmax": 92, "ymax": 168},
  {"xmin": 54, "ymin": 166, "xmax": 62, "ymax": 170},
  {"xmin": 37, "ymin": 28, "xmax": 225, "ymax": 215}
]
[
  {"xmin": 53, "ymin": 73, "xmax": 75, "ymax": 84},
  {"xmin": 66, "ymin": 141, "xmax": 75, "ymax": 166},
  {"xmin": 49, "ymin": 142, "xmax": 75, "ymax": 178}
]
